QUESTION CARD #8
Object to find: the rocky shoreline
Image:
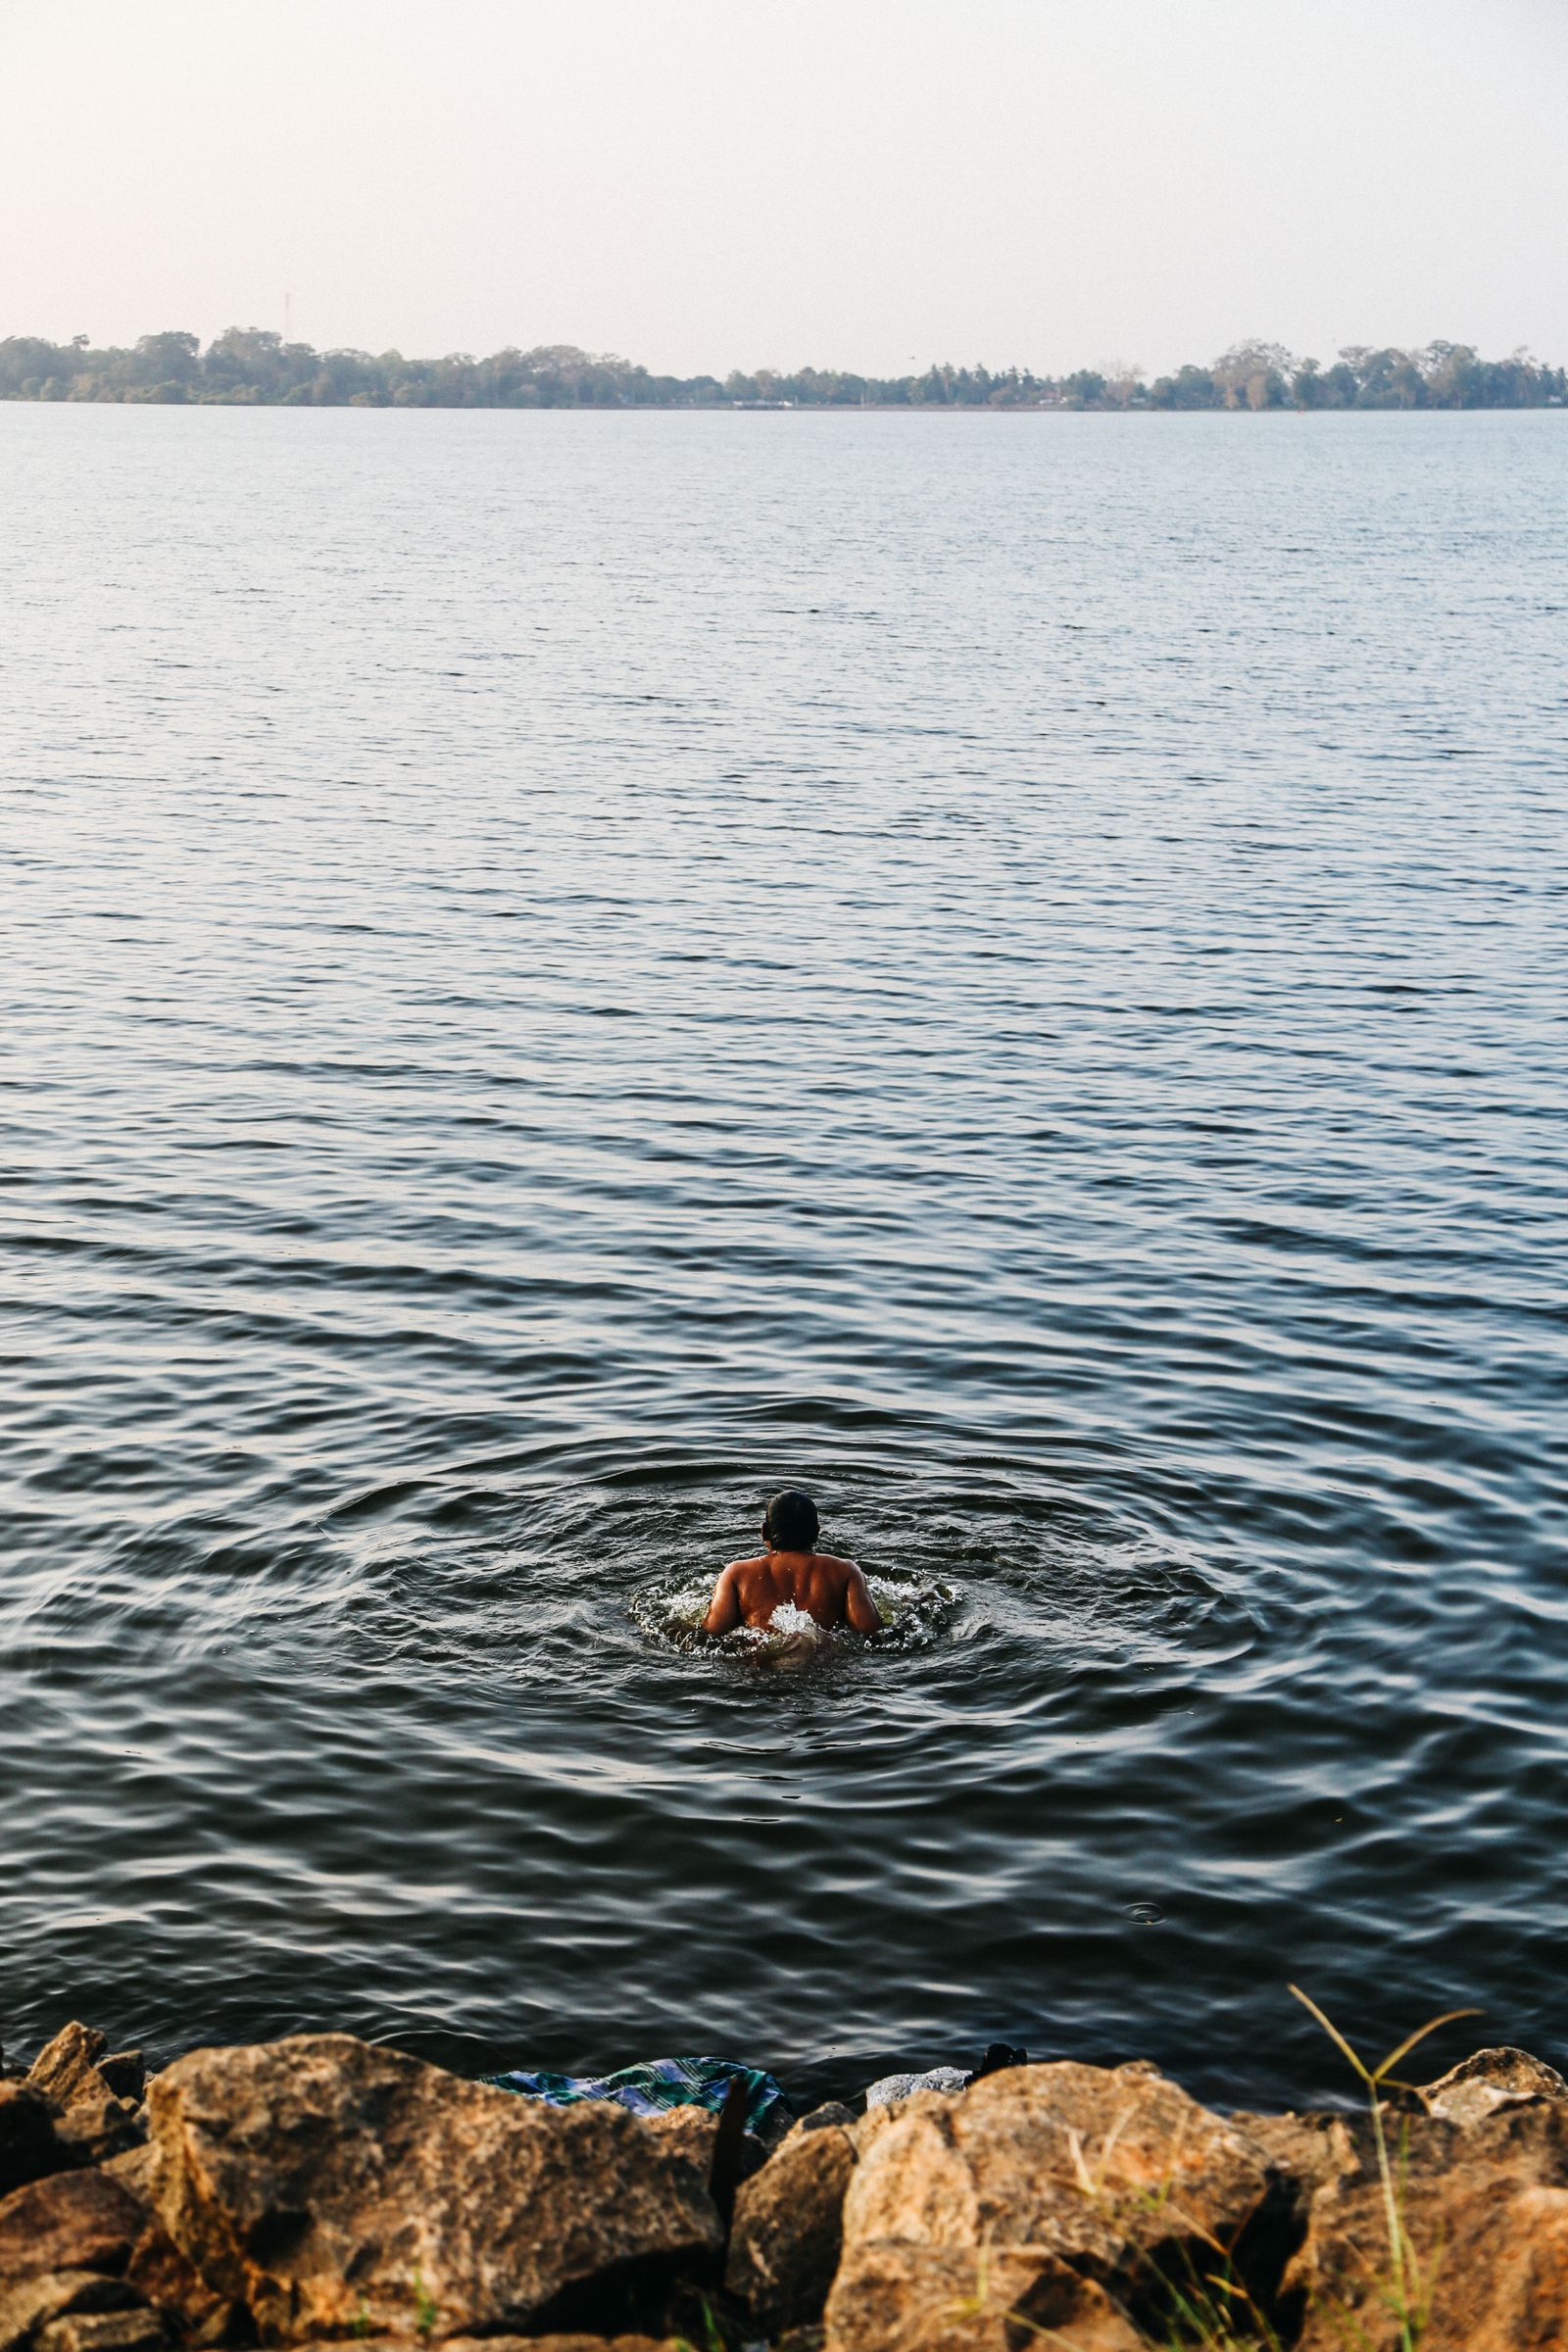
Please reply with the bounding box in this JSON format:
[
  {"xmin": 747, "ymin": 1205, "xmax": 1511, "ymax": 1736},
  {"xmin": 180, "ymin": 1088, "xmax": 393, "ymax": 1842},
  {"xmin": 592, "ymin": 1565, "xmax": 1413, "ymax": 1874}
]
[{"xmin": 3, "ymin": 2022, "xmax": 1565, "ymax": 2351}]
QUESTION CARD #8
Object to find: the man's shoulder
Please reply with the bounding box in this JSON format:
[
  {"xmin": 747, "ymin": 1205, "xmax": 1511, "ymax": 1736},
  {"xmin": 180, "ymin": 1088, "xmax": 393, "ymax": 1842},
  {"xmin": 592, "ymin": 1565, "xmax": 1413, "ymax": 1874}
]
[{"xmin": 813, "ymin": 1551, "xmax": 860, "ymax": 1579}]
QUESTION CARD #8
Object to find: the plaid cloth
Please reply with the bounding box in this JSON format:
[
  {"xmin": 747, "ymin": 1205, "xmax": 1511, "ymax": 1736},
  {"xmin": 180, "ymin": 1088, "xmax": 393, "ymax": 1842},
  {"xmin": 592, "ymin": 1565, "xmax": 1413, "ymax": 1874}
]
[{"xmin": 484, "ymin": 2053, "xmax": 787, "ymax": 2136}]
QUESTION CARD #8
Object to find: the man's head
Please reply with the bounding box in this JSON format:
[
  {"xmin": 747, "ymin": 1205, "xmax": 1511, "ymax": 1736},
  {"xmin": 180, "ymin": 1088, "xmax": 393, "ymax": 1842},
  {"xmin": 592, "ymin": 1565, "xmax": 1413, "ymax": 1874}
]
[{"xmin": 762, "ymin": 1488, "xmax": 819, "ymax": 1552}]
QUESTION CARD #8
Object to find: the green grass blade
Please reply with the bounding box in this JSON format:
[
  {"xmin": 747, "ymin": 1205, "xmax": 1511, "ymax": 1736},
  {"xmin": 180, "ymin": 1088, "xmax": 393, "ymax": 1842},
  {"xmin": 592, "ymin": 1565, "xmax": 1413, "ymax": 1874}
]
[
  {"xmin": 1289, "ymin": 1983, "xmax": 1371, "ymax": 2083},
  {"xmin": 1370, "ymin": 2007, "xmax": 1481, "ymax": 2085}
]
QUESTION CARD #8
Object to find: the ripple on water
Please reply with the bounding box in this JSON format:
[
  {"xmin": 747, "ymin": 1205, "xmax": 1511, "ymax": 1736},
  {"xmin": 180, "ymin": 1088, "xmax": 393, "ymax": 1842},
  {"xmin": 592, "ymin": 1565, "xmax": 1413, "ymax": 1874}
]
[{"xmin": 3, "ymin": 406, "xmax": 1566, "ymax": 2107}]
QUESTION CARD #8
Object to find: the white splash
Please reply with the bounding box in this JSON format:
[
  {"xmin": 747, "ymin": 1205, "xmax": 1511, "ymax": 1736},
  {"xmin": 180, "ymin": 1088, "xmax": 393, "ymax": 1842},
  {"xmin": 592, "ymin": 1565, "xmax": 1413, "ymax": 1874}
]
[{"xmin": 764, "ymin": 1599, "xmax": 823, "ymax": 1638}]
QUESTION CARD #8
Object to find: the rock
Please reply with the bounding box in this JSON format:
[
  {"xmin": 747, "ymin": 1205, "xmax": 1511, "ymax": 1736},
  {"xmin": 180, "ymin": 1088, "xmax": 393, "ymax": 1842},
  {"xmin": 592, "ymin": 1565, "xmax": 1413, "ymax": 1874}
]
[
  {"xmin": 446, "ymin": 2338, "xmax": 681, "ymax": 2351},
  {"xmin": 51, "ymin": 2101, "xmax": 143, "ymax": 2174},
  {"xmin": 288, "ymin": 2339, "xmax": 684, "ymax": 2352},
  {"xmin": 147, "ymin": 2033, "xmax": 721, "ymax": 2341},
  {"xmin": 1419, "ymin": 2044, "xmax": 1568, "ymax": 2127},
  {"xmin": 530, "ymin": 2339, "xmax": 686, "ymax": 2351},
  {"xmin": 99, "ymin": 2151, "xmax": 159, "ymax": 2210},
  {"xmin": 22, "ymin": 2031, "xmax": 143, "ymax": 2172},
  {"xmin": 726, "ymin": 2117, "xmax": 857, "ymax": 2334},
  {"xmin": 33, "ymin": 2316, "xmax": 166, "ymax": 2352},
  {"xmin": 825, "ymin": 2242, "xmax": 1144, "ymax": 2351},
  {"xmin": 865, "ymin": 2068, "xmax": 970, "ymax": 2111},
  {"xmin": 641, "ymin": 2104, "xmax": 765, "ymax": 2187},
  {"xmin": 0, "ymin": 2172, "xmax": 148, "ymax": 2284},
  {"xmin": 1228, "ymin": 2107, "xmax": 1361, "ymax": 2203},
  {"xmin": 0, "ymin": 2086, "xmax": 65, "ymax": 2200},
  {"xmin": 25, "ymin": 2033, "xmax": 108, "ymax": 2112},
  {"xmin": 643, "ymin": 2104, "xmax": 717, "ymax": 2175},
  {"xmin": 827, "ymin": 2062, "xmax": 1286, "ymax": 2350},
  {"xmin": 797, "ymin": 2101, "xmax": 858, "ymax": 2133},
  {"xmin": 311, "ymin": 2339, "xmax": 683, "ymax": 2352},
  {"xmin": 1285, "ymin": 2097, "xmax": 1568, "ymax": 2351},
  {"xmin": 0, "ymin": 2275, "xmax": 138, "ymax": 2352},
  {"xmin": 93, "ymin": 2066, "xmax": 144, "ymax": 2111},
  {"xmin": 122, "ymin": 2228, "xmax": 232, "ymax": 2345}
]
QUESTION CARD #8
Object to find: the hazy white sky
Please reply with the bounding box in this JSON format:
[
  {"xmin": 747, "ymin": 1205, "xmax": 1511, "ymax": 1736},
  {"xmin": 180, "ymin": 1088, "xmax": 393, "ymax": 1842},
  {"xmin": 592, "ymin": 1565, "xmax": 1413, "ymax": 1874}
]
[{"xmin": 2, "ymin": 0, "xmax": 1565, "ymax": 375}]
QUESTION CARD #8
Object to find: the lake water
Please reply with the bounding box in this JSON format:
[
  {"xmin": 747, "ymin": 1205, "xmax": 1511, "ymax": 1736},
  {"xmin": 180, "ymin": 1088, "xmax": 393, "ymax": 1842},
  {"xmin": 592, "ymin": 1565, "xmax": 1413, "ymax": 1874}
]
[{"xmin": 3, "ymin": 404, "xmax": 1565, "ymax": 2111}]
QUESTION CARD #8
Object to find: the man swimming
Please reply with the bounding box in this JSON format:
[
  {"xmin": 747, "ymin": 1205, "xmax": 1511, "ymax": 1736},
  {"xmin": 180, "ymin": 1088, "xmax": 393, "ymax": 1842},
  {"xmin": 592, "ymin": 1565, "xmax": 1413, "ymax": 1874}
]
[{"xmin": 701, "ymin": 1489, "xmax": 882, "ymax": 1636}]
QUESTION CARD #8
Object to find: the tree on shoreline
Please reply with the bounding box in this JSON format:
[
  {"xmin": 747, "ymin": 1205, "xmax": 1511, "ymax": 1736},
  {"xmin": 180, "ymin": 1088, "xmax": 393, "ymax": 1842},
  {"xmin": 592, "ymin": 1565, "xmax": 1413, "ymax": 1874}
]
[{"xmin": 0, "ymin": 331, "xmax": 1562, "ymax": 410}]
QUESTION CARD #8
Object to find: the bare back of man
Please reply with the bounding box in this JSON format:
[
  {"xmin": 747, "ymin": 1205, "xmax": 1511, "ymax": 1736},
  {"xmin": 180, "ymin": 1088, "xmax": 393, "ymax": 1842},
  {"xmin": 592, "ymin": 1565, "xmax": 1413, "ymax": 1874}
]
[
  {"xmin": 702, "ymin": 1546, "xmax": 881, "ymax": 1637},
  {"xmin": 701, "ymin": 1488, "xmax": 881, "ymax": 1638}
]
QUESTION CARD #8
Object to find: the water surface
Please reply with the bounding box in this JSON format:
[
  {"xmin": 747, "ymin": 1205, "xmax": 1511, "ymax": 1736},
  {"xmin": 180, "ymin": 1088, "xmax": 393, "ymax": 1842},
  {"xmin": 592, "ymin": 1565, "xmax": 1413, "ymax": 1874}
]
[{"xmin": 3, "ymin": 405, "xmax": 1566, "ymax": 2108}]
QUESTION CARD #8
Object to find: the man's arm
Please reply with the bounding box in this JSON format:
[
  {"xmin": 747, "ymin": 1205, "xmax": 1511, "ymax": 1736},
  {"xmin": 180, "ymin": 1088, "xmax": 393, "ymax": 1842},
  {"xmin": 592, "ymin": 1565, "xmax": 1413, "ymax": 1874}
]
[
  {"xmin": 844, "ymin": 1561, "xmax": 881, "ymax": 1636},
  {"xmin": 701, "ymin": 1563, "xmax": 743, "ymax": 1637}
]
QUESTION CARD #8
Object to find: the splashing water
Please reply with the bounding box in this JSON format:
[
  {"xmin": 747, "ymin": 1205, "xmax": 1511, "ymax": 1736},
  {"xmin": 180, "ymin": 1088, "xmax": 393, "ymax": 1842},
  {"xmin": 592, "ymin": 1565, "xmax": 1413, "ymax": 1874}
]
[{"xmin": 627, "ymin": 1565, "xmax": 959, "ymax": 1657}]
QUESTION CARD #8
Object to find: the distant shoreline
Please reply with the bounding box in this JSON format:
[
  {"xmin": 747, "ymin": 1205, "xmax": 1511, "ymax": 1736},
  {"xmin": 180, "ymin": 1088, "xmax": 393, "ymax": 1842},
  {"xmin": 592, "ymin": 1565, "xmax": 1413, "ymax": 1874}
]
[
  {"xmin": 8, "ymin": 401, "xmax": 1564, "ymax": 420},
  {"xmin": 4, "ymin": 330, "xmax": 1564, "ymax": 413}
]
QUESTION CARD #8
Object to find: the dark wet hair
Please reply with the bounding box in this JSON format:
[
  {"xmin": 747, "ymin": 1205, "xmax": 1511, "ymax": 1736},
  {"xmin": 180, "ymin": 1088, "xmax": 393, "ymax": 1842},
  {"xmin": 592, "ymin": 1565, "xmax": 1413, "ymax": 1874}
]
[{"xmin": 762, "ymin": 1488, "xmax": 819, "ymax": 1549}]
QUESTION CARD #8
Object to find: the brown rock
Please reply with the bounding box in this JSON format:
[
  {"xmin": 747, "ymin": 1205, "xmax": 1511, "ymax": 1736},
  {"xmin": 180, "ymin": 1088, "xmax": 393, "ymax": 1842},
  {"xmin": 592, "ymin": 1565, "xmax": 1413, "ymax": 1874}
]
[
  {"xmin": 52, "ymin": 2101, "xmax": 143, "ymax": 2174},
  {"xmin": 148, "ymin": 2034, "xmax": 721, "ymax": 2341},
  {"xmin": 1419, "ymin": 2043, "xmax": 1568, "ymax": 2127},
  {"xmin": 1228, "ymin": 2107, "xmax": 1360, "ymax": 2203},
  {"xmin": 447, "ymin": 2338, "xmax": 681, "ymax": 2351},
  {"xmin": 291, "ymin": 2339, "xmax": 682, "ymax": 2352},
  {"xmin": 33, "ymin": 2315, "xmax": 166, "ymax": 2352},
  {"xmin": 23, "ymin": 2031, "xmax": 143, "ymax": 2173},
  {"xmin": 644, "ymin": 2104, "xmax": 718, "ymax": 2175},
  {"xmin": 847, "ymin": 2061, "xmax": 1278, "ymax": 2269},
  {"xmin": 0, "ymin": 2172, "xmax": 147, "ymax": 2284},
  {"xmin": 797, "ymin": 2101, "xmax": 857, "ymax": 2132},
  {"xmin": 99, "ymin": 2152, "xmax": 160, "ymax": 2210},
  {"xmin": 26, "ymin": 2034, "xmax": 109, "ymax": 2112},
  {"xmin": 0, "ymin": 2274, "xmax": 138, "ymax": 2352},
  {"xmin": 94, "ymin": 2067, "xmax": 144, "ymax": 2112},
  {"xmin": 0, "ymin": 2086, "xmax": 65, "ymax": 2201},
  {"xmin": 122, "ymin": 2227, "xmax": 231, "ymax": 2343},
  {"xmin": 642, "ymin": 2106, "xmax": 766, "ymax": 2189},
  {"xmin": 1286, "ymin": 2097, "xmax": 1568, "ymax": 2351},
  {"xmin": 726, "ymin": 2119, "xmax": 857, "ymax": 2333},
  {"xmin": 825, "ymin": 2242, "xmax": 1144, "ymax": 2351},
  {"xmin": 828, "ymin": 2063, "xmax": 1284, "ymax": 2349}
]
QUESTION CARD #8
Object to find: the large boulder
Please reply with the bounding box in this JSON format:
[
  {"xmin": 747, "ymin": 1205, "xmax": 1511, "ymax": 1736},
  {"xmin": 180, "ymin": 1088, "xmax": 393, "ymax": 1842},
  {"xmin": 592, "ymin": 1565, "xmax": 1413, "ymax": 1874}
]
[
  {"xmin": 641, "ymin": 2105, "xmax": 766, "ymax": 2189},
  {"xmin": 282, "ymin": 2340, "xmax": 680, "ymax": 2352},
  {"xmin": 823, "ymin": 2242, "xmax": 1144, "ymax": 2351},
  {"xmin": 146, "ymin": 2034, "xmax": 721, "ymax": 2341},
  {"xmin": 725, "ymin": 2116, "xmax": 857, "ymax": 2334},
  {"xmin": 0, "ymin": 2171, "xmax": 147, "ymax": 2283},
  {"xmin": 826, "ymin": 2062, "xmax": 1286, "ymax": 2351},
  {"xmin": 1285, "ymin": 2095, "xmax": 1568, "ymax": 2352},
  {"xmin": 446, "ymin": 2338, "xmax": 680, "ymax": 2351},
  {"xmin": 1227, "ymin": 2107, "xmax": 1361, "ymax": 2210}
]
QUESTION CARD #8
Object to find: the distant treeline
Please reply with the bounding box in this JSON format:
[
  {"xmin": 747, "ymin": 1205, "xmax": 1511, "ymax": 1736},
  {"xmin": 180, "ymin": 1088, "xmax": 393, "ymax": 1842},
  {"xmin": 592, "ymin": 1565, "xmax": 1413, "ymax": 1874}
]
[{"xmin": 1, "ymin": 330, "xmax": 1563, "ymax": 411}]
